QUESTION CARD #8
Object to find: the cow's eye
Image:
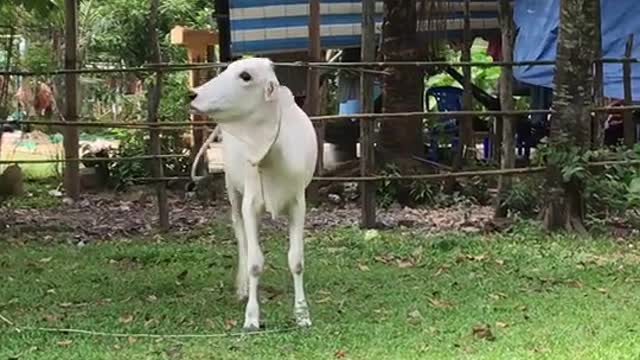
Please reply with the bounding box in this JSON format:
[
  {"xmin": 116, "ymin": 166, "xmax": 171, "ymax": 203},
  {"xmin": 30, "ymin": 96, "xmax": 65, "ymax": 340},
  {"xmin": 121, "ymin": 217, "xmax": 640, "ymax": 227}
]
[{"xmin": 239, "ymin": 71, "xmax": 252, "ymax": 82}]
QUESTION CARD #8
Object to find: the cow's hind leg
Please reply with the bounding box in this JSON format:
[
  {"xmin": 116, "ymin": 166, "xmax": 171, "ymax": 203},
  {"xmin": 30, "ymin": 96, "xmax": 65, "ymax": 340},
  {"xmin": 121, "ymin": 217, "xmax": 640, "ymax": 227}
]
[{"xmin": 287, "ymin": 192, "xmax": 311, "ymax": 327}]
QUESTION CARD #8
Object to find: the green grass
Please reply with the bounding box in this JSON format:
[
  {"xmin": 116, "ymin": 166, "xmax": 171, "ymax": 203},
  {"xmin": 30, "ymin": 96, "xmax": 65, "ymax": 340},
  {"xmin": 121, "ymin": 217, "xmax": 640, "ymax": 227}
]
[
  {"xmin": 1, "ymin": 223, "xmax": 640, "ymax": 359},
  {"xmin": 2, "ymin": 180, "xmax": 62, "ymax": 209}
]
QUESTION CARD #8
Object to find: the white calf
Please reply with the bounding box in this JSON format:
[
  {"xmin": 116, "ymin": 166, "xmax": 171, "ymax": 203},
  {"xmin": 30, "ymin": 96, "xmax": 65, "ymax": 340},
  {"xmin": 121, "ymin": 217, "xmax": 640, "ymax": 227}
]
[{"xmin": 189, "ymin": 57, "xmax": 318, "ymax": 331}]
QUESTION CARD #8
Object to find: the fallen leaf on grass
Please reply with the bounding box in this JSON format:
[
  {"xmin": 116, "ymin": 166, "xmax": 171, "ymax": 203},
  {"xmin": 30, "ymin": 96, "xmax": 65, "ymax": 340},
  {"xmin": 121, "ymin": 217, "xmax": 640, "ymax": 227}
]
[
  {"xmin": 429, "ymin": 297, "xmax": 452, "ymax": 309},
  {"xmin": 127, "ymin": 336, "xmax": 137, "ymax": 344},
  {"xmin": 224, "ymin": 319, "xmax": 237, "ymax": 331},
  {"xmin": 597, "ymin": 288, "xmax": 608, "ymax": 294},
  {"xmin": 566, "ymin": 280, "xmax": 584, "ymax": 289},
  {"xmin": 357, "ymin": 263, "xmax": 370, "ymax": 272},
  {"xmin": 496, "ymin": 321, "xmax": 509, "ymax": 329},
  {"xmin": 335, "ymin": 350, "xmax": 346, "ymax": 358},
  {"xmin": 434, "ymin": 265, "xmax": 449, "ymax": 276},
  {"xmin": 39, "ymin": 257, "xmax": 53, "ymax": 263},
  {"xmin": 494, "ymin": 259, "xmax": 505, "ymax": 266},
  {"xmin": 374, "ymin": 255, "xmax": 395, "ymax": 265},
  {"xmin": 316, "ymin": 297, "xmax": 332, "ymax": 304},
  {"xmin": 488, "ymin": 292, "xmax": 507, "ymax": 301},
  {"xmin": 119, "ymin": 314, "xmax": 134, "ymax": 324},
  {"xmin": 472, "ymin": 324, "xmax": 496, "ymax": 341},
  {"xmin": 146, "ymin": 295, "xmax": 158, "ymax": 302},
  {"xmin": 456, "ymin": 254, "xmax": 488, "ymax": 263},
  {"xmin": 57, "ymin": 340, "xmax": 73, "ymax": 347},
  {"xmin": 396, "ymin": 258, "xmax": 416, "ymax": 269},
  {"xmin": 407, "ymin": 310, "xmax": 423, "ymax": 324}
]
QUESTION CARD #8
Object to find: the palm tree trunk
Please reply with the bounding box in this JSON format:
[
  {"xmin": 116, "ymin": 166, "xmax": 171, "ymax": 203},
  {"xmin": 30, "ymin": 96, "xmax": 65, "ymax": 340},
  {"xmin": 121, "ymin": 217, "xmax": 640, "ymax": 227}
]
[
  {"xmin": 543, "ymin": 0, "xmax": 598, "ymax": 232},
  {"xmin": 380, "ymin": 0, "xmax": 423, "ymax": 158}
]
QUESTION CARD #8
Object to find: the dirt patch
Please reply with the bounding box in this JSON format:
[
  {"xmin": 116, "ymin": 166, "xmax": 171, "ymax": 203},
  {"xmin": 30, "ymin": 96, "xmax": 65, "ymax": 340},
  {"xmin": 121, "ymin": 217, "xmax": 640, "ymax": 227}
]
[{"xmin": 1, "ymin": 186, "xmax": 501, "ymax": 243}]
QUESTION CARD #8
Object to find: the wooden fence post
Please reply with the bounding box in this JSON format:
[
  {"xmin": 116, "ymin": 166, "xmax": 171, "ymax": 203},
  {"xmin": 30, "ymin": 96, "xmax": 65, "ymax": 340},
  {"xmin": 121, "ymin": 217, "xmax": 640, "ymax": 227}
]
[
  {"xmin": 461, "ymin": 0, "xmax": 474, "ymax": 158},
  {"xmin": 623, "ymin": 34, "xmax": 635, "ymax": 148},
  {"xmin": 63, "ymin": 0, "xmax": 80, "ymax": 201},
  {"xmin": 360, "ymin": 0, "xmax": 376, "ymax": 228},
  {"xmin": 495, "ymin": 0, "xmax": 516, "ymax": 218},
  {"xmin": 149, "ymin": 0, "xmax": 169, "ymax": 231},
  {"xmin": 307, "ymin": 0, "xmax": 323, "ymax": 175},
  {"xmin": 592, "ymin": 0, "xmax": 605, "ymax": 147}
]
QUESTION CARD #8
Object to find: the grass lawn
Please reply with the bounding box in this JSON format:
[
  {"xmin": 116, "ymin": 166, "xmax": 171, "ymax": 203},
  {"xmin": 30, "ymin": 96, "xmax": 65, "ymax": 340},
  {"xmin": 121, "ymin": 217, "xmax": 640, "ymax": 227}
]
[{"xmin": 1, "ymin": 223, "xmax": 640, "ymax": 359}]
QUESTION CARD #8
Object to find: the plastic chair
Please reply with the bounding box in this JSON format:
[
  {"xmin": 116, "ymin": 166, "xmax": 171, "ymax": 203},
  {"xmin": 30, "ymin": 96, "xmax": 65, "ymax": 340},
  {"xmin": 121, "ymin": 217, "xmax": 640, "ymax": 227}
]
[
  {"xmin": 425, "ymin": 86, "xmax": 462, "ymax": 161},
  {"xmin": 426, "ymin": 86, "xmax": 492, "ymax": 161}
]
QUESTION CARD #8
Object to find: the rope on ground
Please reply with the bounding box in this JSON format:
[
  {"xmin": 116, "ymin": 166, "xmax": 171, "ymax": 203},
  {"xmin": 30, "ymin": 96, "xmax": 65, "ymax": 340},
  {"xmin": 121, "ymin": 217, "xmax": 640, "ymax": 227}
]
[
  {"xmin": 15, "ymin": 325, "xmax": 299, "ymax": 339},
  {"xmin": 1, "ymin": 311, "xmax": 298, "ymax": 339}
]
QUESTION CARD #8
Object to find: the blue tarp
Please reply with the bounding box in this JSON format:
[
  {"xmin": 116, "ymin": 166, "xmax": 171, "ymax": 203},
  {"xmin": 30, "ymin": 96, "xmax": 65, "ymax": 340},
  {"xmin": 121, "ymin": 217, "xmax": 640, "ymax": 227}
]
[{"xmin": 513, "ymin": 0, "xmax": 640, "ymax": 101}]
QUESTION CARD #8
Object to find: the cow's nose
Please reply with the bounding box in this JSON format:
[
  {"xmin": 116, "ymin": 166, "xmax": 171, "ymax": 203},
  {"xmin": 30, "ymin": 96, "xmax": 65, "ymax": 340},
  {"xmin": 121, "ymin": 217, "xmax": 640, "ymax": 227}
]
[{"xmin": 188, "ymin": 91, "xmax": 197, "ymax": 101}]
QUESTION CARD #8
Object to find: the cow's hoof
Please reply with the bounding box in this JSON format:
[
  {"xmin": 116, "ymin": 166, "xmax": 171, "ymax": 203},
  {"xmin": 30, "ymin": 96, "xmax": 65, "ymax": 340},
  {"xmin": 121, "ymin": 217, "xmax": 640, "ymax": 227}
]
[
  {"xmin": 294, "ymin": 301, "xmax": 312, "ymax": 328},
  {"xmin": 242, "ymin": 323, "xmax": 260, "ymax": 332}
]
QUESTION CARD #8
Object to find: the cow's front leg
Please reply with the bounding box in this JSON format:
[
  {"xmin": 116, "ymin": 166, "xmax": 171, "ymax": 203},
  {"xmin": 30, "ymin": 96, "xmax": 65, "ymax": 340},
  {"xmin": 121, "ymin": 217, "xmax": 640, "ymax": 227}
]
[
  {"xmin": 241, "ymin": 189, "xmax": 264, "ymax": 331},
  {"xmin": 228, "ymin": 188, "xmax": 248, "ymax": 301}
]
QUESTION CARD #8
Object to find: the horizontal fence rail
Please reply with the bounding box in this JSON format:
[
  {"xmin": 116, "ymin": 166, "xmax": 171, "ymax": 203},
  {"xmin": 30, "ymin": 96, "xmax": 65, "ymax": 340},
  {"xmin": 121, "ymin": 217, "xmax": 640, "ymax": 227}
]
[
  {"xmin": 1, "ymin": 58, "xmax": 640, "ymax": 77},
  {"xmin": 3, "ymin": 106, "xmax": 640, "ymax": 130},
  {"xmin": 124, "ymin": 159, "xmax": 640, "ymax": 184},
  {"xmin": 2, "ymin": 54, "xmax": 639, "ymax": 232}
]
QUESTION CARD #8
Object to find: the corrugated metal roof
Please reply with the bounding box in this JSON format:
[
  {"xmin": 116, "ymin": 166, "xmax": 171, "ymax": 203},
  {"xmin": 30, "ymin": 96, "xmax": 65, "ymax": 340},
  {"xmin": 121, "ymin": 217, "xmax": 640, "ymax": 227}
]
[{"xmin": 228, "ymin": 0, "xmax": 501, "ymax": 55}]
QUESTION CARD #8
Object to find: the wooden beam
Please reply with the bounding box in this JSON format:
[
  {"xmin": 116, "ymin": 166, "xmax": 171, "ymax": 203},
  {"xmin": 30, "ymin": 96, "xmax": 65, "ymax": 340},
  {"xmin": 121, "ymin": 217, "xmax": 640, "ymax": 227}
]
[
  {"xmin": 360, "ymin": 0, "xmax": 376, "ymax": 229},
  {"xmin": 63, "ymin": 0, "xmax": 80, "ymax": 201}
]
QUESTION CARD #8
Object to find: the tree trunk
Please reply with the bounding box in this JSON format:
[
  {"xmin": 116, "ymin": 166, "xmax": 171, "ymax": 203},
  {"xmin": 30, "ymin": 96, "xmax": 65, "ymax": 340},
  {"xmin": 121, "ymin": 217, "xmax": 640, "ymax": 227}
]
[
  {"xmin": 542, "ymin": 0, "xmax": 597, "ymax": 233},
  {"xmin": 380, "ymin": 0, "xmax": 423, "ymax": 158}
]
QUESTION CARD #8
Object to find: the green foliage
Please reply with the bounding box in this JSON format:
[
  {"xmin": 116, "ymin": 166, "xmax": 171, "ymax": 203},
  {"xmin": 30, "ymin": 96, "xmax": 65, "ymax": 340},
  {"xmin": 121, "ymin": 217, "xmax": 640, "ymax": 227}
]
[
  {"xmin": 0, "ymin": 0, "xmax": 58, "ymax": 20},
  {"xmin": 512, "ymin": 143, "xmax": 640, "ymax": 221},
  {"xmin": 108, "ymin": 129, "xmax": 149, "ymax": 189},
  {"xmin": 88, "ymin": 0, "xmax": 213, "ymax": 66},
  {"xmin": 376, "ymin": 163, "xmax": 438, "ymax": 208},
  {"xmin": 108, "ymin": 73, "xmax": 192, "ymax": 189},
  {"xmin": 19, "ymin": 43, "xmax": 56, "ymax": 74},
  {"xmin": 376, "ymin": 162, "xmax": 492, "ymax": 209},
  {"xmin": 157, "ymin": 72, "xmax": 191, "ymax": 121},
  {"xmin": 500, "ymin": 177, "xmax": 544, "ymax": 216}
]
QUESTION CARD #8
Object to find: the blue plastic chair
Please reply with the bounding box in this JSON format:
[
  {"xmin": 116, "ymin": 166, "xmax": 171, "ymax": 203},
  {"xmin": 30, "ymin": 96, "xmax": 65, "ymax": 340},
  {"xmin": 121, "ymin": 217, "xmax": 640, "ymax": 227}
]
[
  {"xmin": 426, "ymin": 86, "xmax": 492, "ymax": 161},
  {"xmin": 425, "ymin": 86, "xmax": 462, "ymax": 161}
]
